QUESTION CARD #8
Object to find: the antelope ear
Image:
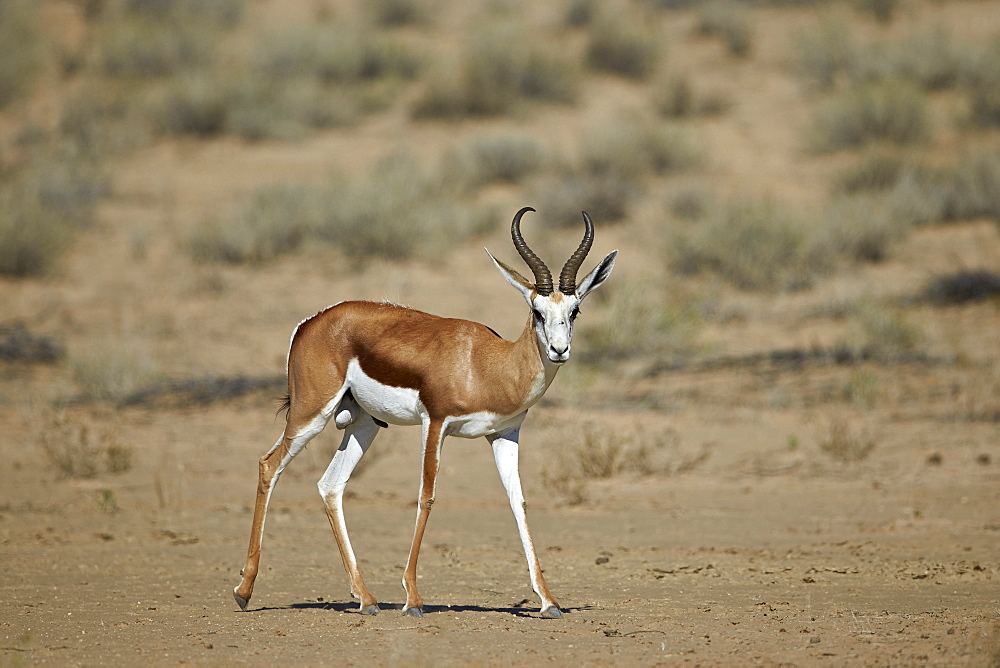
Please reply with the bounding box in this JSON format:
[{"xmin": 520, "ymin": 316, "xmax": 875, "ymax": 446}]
[
  {"xmin": 486, "ymin": 249, "xmax": 534, "ymax": 305},
  {"xmin": 577, "ymin": 250, "xmax": 618, "ymax": 301}
]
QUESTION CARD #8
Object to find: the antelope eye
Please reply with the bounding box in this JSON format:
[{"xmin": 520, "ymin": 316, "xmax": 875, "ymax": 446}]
[
  {"xmin": 570, "ymin": 306, "xmax": 580, "ymax": 320},
  {"xmin": 532, "ymin": 309, "xmax": 545, "ymax": 322}
]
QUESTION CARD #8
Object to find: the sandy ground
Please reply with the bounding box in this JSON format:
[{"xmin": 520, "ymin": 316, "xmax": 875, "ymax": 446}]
[{"xmin": 2, "ymin": 350, "xmax": 998, "ymax": 665}]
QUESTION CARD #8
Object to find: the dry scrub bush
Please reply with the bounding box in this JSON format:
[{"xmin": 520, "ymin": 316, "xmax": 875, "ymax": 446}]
[
  {"xmin": 695, "ymin": 1, "xmax": 753, "ymax": 58},
  {"xmin": 793, "ymin": 16, "xmax": 857, "ymax": 92},
  {"xmin": 821, "ymin": 192, "xmax": 911, "ymax": 263},
  {"xmin": 581, "ymin": 119, "xmax": 702, "ymax": 179},
  {"xmin": 155, "ymin": 25, "xmax": 418, "ymax": 140},
  {"xmin": 585, "ymin": 10, "xmax": 660, "ymax": 80},
  {"xmin": 318, "ymin": 153, "xmax": 496, "ymax": 261},
  {"xmin": 0, "ymin": 143, "xmax": 110, "ymax": 277},
  {"xmin": 532, "ymin": 172, "xmax": 634, "ymax": 227},
  {"xmin": 854, "ymin": 0, "xmax": 898, "ymax": 23},
  {"xmin": 411, "ymin": 22, "xmax": 578, "ymax": 120},
  {"xmin": 441, "ymin": 133, "xmax": 548, "ymax": 190},
  {"xmin": 366, "ymin": 0, "xmax": 430, "ymax": 26},
  {"xmin": 671, "ymin": 198, "xmax": 831, "ymax": 291},
  {"xmin": 189, "ymin": 185, "xmax": 321, "ymax": 265},
  {"xmin": 834, "ymin": 150, "xmax": 1000, "ymax": 228},
  {"xmin": 807, "ymin": 80, "xmax": 930, "ymax": 153},
  {"xmin": 0, "ymin": 1, "xmax": 44, "ymax": 108},
  {"xmin": 581, "ymin": 278, "xmax": 703, "ymax": 366},
  {"xmin": 793, "ymin": 20, "xmax": 968, "ymax": 93},
  {"xmin": 72, "ymin": 346, "xmax": 161, "ymax": 403},
  {"xmin": 96, "ymin": 0, "xmax": 240, "ymax": 79},
  {"xmin": 963, "ymin": 37, "xmax": 1000, "ymax": 128},
  {"xmin": 652, "ymin": 72, "xmax": 731, "ymax": 118},
  {"xmin": 842, "ymin": 299, "xmax": 922, "ymax": 363},
  {"xmin": 191, "ymin": 153, "xmax": 495, "ymax": 266},
  {"xmin": 532, "ymin": 119, "xmax": 701, "ymax": 224}
]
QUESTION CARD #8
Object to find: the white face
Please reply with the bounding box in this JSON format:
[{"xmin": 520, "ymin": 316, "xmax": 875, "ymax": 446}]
[
  {"xmin": 487, "ymin": 248, "xmax": 618, "ymax": 366},
  {"xmin": 531, "ymin": 293, "xmax": 581, "ymax": 364}
]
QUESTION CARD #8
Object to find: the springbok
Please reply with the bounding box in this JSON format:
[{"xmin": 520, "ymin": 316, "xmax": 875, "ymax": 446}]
[{"xmin": 233, "ymin": 206, "xmax": 617, "ymax": 618}]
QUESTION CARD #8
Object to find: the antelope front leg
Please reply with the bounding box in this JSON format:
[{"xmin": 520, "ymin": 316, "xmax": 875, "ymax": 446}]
[
  {"xmin": 488, "ymin": 427, "xmax": 563, "ymax": 618},
  {"xmin": 401, "ymin": 419, "xmax": 445, "ymax": 617}
]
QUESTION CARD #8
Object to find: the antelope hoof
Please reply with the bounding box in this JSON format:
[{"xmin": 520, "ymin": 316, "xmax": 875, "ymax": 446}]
[
  {"xmin": 541, "ymin": 606, "xmax": 564, "ymax": 619},
  {"xmin": 402, "ymin": 606, "xmax": 424, "ymax": 618},
  {"xmin": 233, "ymin": 590, "xmax": 250, "ymax": 611},
  {"xmin": 360, "ymin": 604, "xmax": 380, "ymax": 616}
]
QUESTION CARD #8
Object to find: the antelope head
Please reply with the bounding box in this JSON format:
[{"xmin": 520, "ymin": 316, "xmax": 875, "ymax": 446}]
[{"xmin": 487, "ymin": 207, "xmax": 618, "ymax": 365}]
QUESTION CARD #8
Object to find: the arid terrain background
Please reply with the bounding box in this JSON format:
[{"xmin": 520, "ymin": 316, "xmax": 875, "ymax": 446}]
[{"xmin": 1, "ymin": 0, "xmax": 999, "ymax": 664}]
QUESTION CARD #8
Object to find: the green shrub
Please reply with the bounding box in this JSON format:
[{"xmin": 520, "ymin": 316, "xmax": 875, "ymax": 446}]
[
  {"xmin": 807, "ymin": 80, "xmax": 930, "ymax": 153},
  {"xmin": 672, "ymin": 198, "xmax": 830, "ymax": 291},
  {"xmin": 585, "ymin": 11, "xmax": 660, "ymax": 80},
  {"xmin": 0, "ymin": 2, "xmax": 44, "ymax": 107}
]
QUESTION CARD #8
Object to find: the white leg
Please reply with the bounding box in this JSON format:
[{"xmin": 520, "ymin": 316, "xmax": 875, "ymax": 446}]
[
  {"xmin": 317, "ymin": 414, "xmax": 382, "ymax": 614},
  {"xmin": 488, "ymin": 427, "xmax": 563, "ymax": 618}
]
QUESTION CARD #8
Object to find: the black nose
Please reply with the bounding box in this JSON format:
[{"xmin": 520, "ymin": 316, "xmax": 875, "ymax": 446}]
[{"xmin": 550, "ymin": 344, "xmax": 568, "ymax": 355}]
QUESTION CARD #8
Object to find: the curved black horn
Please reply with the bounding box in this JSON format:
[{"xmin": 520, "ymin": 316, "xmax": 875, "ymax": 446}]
[
  {"xmin": 511, "ymin": 206, "xmax": 553, "ymax": 296},
  {"xmin": 559, "ymin": 211, "xmax": 595, "ymax": 295}
]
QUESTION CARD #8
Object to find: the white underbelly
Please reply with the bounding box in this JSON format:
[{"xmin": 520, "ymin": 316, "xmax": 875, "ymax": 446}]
[
  {"xmin": 344, "ymin": 359, "xmax": 526, "ymax": 437},
  {"xmin": 346, "ymin": 359, "xmax": 423, "ymax": 426}
]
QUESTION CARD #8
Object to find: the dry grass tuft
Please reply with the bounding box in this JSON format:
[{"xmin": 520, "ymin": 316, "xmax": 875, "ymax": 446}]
[
  {"xmin": 39, "ymin": 410, "xmax": 132, "ymax": 479},
  {"xmin": 819, "ymin": 419, "xmax": 877, "ymax": 463},
  {"xmin": 543, "ymin": 424, "xmax": 678, "ymax": 505}
]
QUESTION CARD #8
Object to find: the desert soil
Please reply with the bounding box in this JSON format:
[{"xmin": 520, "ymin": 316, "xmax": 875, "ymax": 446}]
[{"xmin": 2, "ymin": 0, "xmax": 1000, "ymax": 665}]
